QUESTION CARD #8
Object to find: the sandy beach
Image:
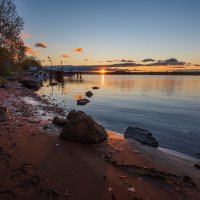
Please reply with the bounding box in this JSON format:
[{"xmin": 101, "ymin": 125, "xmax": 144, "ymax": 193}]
[{"xmin": 0, "ymin": 81, "xmax": 200, "ymax": 200}]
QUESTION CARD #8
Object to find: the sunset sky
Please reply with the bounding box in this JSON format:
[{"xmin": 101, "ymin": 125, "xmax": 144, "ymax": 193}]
[{"xmin": 16, "ymin": 0, "xmax": 200, "ymax": 71}]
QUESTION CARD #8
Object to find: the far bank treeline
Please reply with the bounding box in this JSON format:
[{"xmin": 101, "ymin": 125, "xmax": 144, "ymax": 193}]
[{"xmin": 0, "ymin": 0, "xmax": 41, "ymax": 77}]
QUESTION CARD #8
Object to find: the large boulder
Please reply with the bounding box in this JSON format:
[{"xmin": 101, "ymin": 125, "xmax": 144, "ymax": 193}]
[
  {"xmin": 60, "ymin": 110, "xmax": 107, "ymax": 143},
  {"xmin": 124, "ymin": 126, "xmax": 158, "ymax": 147},
  {"xmin": 0, "ymin": 106, "xmax": 9, "ymax": 122},
  {"xmin": 52, "ymin": 116, "xmax": 69, "ymax": 126},
  {"xmin": 22, "ymin": 79, "xmax": 40, "ymax": 89}
]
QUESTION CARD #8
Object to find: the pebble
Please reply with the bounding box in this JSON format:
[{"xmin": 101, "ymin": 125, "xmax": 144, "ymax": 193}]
[
  {"xmin": 193, "ymin": 162, "xmax": 200, "ymax": 169},
  {"xmin": 128, "ymin": 186, "xmax": 135, "ymax": 193}
]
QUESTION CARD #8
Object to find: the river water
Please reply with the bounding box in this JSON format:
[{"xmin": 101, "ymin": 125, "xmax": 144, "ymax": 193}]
[{"xmin": 38, "ymin": 75, "xmax": 200, "ymax": 158}]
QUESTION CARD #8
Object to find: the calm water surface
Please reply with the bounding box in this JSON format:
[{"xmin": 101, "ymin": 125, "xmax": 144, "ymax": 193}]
[{"xmin": 39, "ymin": 75, "xmax": 200, "ymax": 158}]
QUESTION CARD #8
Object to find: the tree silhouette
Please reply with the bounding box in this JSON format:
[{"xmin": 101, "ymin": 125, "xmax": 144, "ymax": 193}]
[
  {"xmin": 0, "ymin": 0, "xmax": 25, "ymax": 73},
  {"xmin": 21, "ymin": 56, "xmax": 42, "ymax": 70}
]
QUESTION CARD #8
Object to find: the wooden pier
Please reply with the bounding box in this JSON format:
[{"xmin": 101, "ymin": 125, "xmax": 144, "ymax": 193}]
[{"xmin": 48, "ymin": 69, "xmax": 82, "ymax": 83}]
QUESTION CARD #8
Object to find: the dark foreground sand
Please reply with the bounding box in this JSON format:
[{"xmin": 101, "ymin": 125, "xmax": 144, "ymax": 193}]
[{"xmin": 0, "ymin": 81, "xmax": 200, "ymax": 200}]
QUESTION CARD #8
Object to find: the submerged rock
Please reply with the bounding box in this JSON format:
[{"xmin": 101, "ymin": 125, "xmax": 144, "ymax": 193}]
[
  {"xmin": 52, "ymin": 116, "xmax": 69, "ymax": 126},
  {"xmin": 85, "ymin": 91, "xmax": 93, "ymax": 97},
  {"xmin": 124, "ymin": 126, "xmax": 158, "ymax": 147},
  {"xmin": 0, "ymin": 106, "xmax": 9, "ymax": 122},
  {"xmin": 60, "ymin": 110, "xmax": 107, "ymax": 143},
  {"xmin": 77, "ymin": 98, "xmax": 90, "ymax": 105},
  {"xmin": 92, "ymin": 86, "xmax": 99, "ymax": 90}
]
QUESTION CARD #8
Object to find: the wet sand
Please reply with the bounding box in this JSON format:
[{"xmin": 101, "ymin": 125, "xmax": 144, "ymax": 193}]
[{"xmin": 0, "ymin": 81, "xmax": 200, "ymax": 200}]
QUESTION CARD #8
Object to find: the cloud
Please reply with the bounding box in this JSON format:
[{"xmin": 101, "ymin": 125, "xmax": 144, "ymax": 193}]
[
  {"xmin": 106, "ymin": 60, "xmax": 115, "ymax": 62},
  {"xmin": 148, "ymin": 58, "xmax": 186, "ymax": 66},
  {"xmin": 84, "ymin": 59, "xmax": 89, "ymax": 61},
  {"xmin": 21, "ymin": 33, "xmax": 31, "ymax": 39},
  {"xmin": 194, "ymin": 64, "xmax": 200, "ymax": 67},
  {"xmin": 120, "ymin": 59, "xmax": 134, "ymax": 63},
  {"xmin": 72, "ymin": 48, "xmax": 84, "ymax": 53},
  {"xmin": 35, "ymin": 43, "xmax": 47, "ymax": 48},
  {"xmin": 169, "ymin": 66, "xmax": 187, "ymax": 69},
  {"xmin": 106, "ymin": 59, "xmax": 134, "ymax": 63},
  {"xmin": 142, "ymin": 58, "xmax": 155, "ymax": 62},
  {"xmin": 61, "ymin": 54, "xmax": 71, "ymax": 58},
  {"xmin": 103, "ymin": 58, "xmax": 186, "ymax": 68},
  {"xmin": 25, "ymin": 46, "xmax": 39, "ymax": 55},
  {"xmin": 111, "ymin": 62, "xmax": 141, "ymax": 67}
]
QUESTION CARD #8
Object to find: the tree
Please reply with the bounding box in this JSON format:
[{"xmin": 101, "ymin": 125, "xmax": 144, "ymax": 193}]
[
  {"xmin": 0, "ymin": 46, "xmax": 9, "ymax": 75},
  {"xmin": 21, "ymin": 56, "xmax": 42, "ymax": 70},
  {"xmin": 0, "ymin": 0, "xmax": 25, "ymax": 69}
]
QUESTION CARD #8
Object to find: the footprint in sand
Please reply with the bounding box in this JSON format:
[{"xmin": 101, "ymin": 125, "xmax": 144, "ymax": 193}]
[
  {"xmin": 0, "ymin": 190, "xmax": 16, "ymax": 200},
  {"xmin": 9, "ymin": 164, "xmax": 41, "ymax": 193},
  {"xmin": 0, "ymin": 147, "xmax": 12, "ymax": 165}
]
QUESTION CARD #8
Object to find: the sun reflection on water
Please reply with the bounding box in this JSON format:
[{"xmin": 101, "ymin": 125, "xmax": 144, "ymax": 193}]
[{"xmin": 101, "ymin": 74, "xmax": 105, "ymax": 85}]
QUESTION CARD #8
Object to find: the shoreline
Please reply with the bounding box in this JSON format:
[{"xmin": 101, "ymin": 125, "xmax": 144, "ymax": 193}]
[
  {"xmin": 20, "ymin": 92, "xmax": 200, "ymax": 161},
  {"xmin": 1, "ymin": 80, "xmax": 200, "ymax": 200}
]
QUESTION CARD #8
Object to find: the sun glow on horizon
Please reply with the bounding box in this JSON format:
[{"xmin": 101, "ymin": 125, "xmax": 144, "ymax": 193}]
[{"xmin": 100, "ymin": 69, "xmax": 105, "ymax": 74}]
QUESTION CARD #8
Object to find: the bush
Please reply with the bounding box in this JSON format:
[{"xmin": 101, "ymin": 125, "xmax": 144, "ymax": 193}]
[{"xmin": 0, "ymin": 77, "xmax": 7, "ymax": 85}]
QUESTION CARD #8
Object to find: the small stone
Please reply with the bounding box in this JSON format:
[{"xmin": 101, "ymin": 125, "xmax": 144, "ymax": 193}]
[
  {"xmin": 133, "ymin": 150, "xmax": 142, "ymax": 154},
  {"xmin": 52, "ymin": 116, "xmax": 68, "ymax": 126},
  {"xmin": 128, "ymin": 186, "xmax": 135, "ymax": 193},
  {"xmin": 193, "ymin": 162, "xmax": 200, "ymax": 169},
  {"xmin": 43, "ymin": 125, "xmax": 49, "ymax": 129}
]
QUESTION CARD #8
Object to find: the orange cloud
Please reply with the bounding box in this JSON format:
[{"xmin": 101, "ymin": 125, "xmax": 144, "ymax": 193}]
[
  {"xmin": 25, "ymin": 46, "xmax": 39, "ymax": 55},
  {"xmin": 35, "ymin": 43, "xmax": 47, "ymax": 48},
  {"xmin": 21, "ymin": 33, "xmax": 31, "ymax": 39},
  {"xmin": 61, "ymin": 54, "xmax": 71, "ymax": 58},
  {"xmin": 72, "ymin": 48, "xmax": 84, "ymax": 53}
]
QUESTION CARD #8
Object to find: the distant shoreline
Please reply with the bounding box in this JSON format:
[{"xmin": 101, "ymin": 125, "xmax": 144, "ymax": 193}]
[
  {"xmin": 80, "ymin": 71, "xmax": 200, "ymax": 75},
  {"xmin": 44, "ymin": 67, "xmax": 200, "ymax": 76}
]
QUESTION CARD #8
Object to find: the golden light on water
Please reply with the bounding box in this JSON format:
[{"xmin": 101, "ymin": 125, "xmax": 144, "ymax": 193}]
[
  {"xmin": 73, "ymin": 95, "xmax": 84, "ymax": 100},
  {"xmin": 101, "ymin": 74, "xmax": 104, "ymax": 85}
]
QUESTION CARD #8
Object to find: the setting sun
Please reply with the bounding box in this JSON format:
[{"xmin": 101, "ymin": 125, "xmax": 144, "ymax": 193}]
[{"xmin": 100, "ymin": 69, "xmax": 105, "ymax": 74}]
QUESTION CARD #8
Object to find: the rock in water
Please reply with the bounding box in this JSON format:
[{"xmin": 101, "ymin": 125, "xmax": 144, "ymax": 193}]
[
  {"xmin": 85, "ymin": 91, "xmax": 93, "ymax": 97},
  {"xmin": 52, "ymin": 116, "xmax": 69, "ymax": 126},
  {"xmin": 77, "ymin": 98, "xmax": 90, "ymax": 105},
  {"xmin": 0, "ymin": 106, "xmax": 9, "ymax": 122},
  {"xmin": 22, "ymin": 79, "xmax": 40, "ymax": 89},
  {"xmin": 92, "ymin": 86, "xmax": 99, "ymax": 90},
  {"xmin": 124, "ymin": 126, "xmax": 158, "ymax": 147},
  {"xmin": 60, "ymin": 110, "xmax": 107, "ymax": 143}
]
